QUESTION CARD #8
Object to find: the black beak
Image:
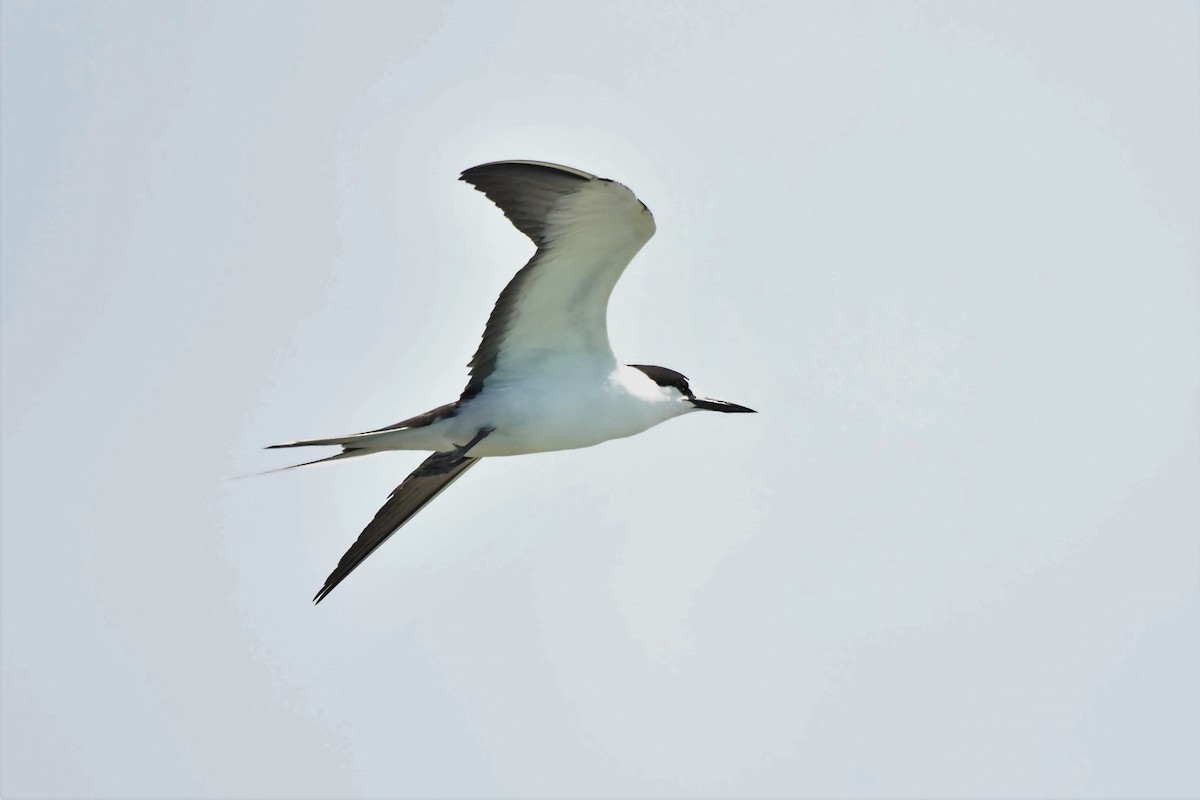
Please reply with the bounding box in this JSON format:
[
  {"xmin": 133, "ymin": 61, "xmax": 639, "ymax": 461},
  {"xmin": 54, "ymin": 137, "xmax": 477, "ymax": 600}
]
[{"xmin": 690, "ymin": 397, "xmax": 757, "ymax": 413}]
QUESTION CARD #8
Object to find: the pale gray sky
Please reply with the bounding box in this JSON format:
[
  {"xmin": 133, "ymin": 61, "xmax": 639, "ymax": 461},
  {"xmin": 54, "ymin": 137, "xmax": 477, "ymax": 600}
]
[{"xmin": 2, "ymin": 2, "xmax": 1197, "ymax": 798}]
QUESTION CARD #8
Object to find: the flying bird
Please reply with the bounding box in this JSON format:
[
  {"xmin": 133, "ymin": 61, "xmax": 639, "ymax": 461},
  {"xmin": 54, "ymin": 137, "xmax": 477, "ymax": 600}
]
[{"xmin": 271, "ymin": 161, "xmax": 755, "ymax": 603}]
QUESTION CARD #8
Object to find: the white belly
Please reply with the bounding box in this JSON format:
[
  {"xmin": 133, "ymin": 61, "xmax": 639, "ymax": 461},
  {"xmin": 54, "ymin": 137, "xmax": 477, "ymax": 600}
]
[{"xmin": 448, "ymin": 370, "xmax": 686, "ymax": 457}]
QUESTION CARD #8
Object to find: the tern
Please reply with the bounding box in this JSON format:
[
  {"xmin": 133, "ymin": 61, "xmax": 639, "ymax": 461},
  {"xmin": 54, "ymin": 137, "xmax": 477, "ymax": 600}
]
[{"xmin": 271, "ymin": 161, "xmax": 755, "ymax": 603}]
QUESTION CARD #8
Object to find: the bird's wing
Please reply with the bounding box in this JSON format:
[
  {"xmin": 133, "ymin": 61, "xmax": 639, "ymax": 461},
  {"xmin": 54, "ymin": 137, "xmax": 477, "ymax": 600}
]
[
  {"xmin": 458, "ymin": 160, "xmax": 656, "ymax": 400},
  {"xmin": 312, "ymin": 454, "xmax": 481, "ymax": 604}
]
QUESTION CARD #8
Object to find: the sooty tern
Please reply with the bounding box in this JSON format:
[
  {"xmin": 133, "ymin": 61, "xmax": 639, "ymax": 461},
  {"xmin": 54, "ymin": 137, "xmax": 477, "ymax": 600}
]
[{"xmin": 271, "ymin": 161, "xmax": 755, "ymax": 603}]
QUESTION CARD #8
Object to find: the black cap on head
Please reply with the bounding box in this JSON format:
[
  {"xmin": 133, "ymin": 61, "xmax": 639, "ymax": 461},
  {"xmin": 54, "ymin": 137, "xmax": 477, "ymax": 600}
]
[{"xmin": 629, "ymin": 364, "xmax": 755, "ymax": 413}]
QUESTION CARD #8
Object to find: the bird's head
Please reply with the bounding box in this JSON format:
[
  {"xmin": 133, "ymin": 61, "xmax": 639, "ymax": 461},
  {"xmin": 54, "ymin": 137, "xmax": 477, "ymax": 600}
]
[{"xmin": 628, "ymin": 364, "xmax": 756, "ymax": 415}]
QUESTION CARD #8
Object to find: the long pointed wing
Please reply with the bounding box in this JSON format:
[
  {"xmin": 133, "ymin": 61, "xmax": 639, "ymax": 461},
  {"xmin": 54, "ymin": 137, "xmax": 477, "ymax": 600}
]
[
  {"xmin": 312, "ymin": 454, "xmax": 481, "ymax": 604},
  {"xmin": 458, "ymin": 161, "xmax": 656, "ymax": 400}
]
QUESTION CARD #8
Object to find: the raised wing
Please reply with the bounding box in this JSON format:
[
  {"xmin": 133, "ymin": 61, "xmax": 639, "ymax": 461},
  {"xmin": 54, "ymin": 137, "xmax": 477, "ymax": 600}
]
[
  {"xmin": 312, "ymin": 454, "xmax": 481, "ymax": 604},
  {"xmin": 458, "ymin": 161, "xmax": 656, "ymax": 400}
]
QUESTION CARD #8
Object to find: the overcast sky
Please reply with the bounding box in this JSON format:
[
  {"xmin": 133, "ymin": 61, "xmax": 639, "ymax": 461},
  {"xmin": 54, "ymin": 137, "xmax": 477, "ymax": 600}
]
[{"xmin": 2, "ymin": 2, "xmax": 1197, "ymax": 798}]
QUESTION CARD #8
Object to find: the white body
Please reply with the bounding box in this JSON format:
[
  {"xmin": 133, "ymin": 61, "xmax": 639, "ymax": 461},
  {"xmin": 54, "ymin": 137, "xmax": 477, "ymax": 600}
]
[{"xmin": 362, "ymin": 363, "xmax": 695, "ymax": 457}]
